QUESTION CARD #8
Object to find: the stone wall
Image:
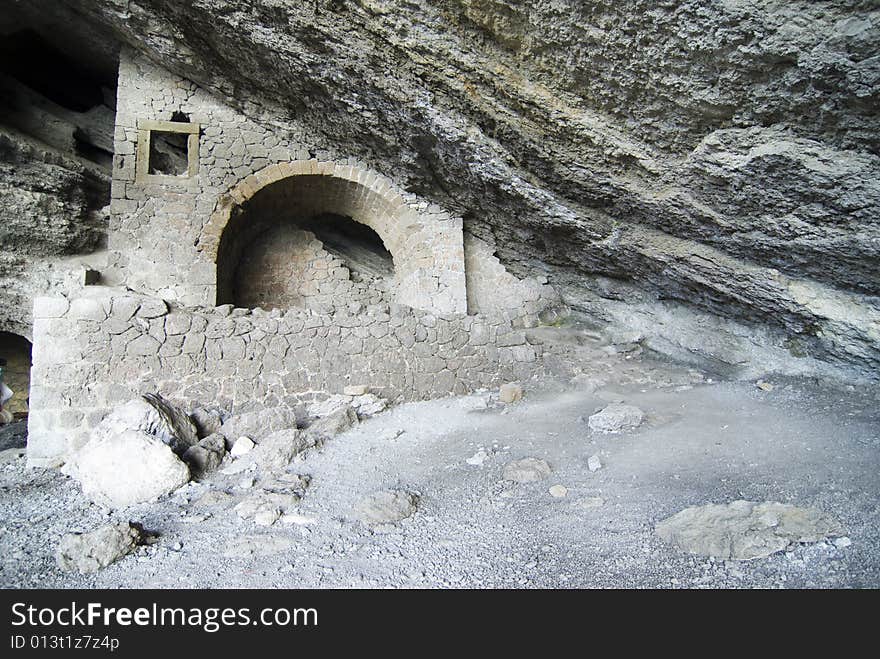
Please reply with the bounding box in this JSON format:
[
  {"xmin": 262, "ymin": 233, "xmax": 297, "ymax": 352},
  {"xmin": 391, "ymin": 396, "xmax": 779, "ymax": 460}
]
[
  {"xmin": 233, "ymin": 226, "xmax": 393, "ymax": 314},
  {"xmin": 27, "ymin": 293, "xmax": 558, "ymax": 467},
  {"xmin": 108, "ymin": 49, "xmax": 469, "ymax": 316}
]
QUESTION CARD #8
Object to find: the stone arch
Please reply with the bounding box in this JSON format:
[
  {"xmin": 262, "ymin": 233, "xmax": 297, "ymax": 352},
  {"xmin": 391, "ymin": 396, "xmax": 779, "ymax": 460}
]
[{"xmin": 199, "ymin": 160, "xmax": 467, "ymax": 315}]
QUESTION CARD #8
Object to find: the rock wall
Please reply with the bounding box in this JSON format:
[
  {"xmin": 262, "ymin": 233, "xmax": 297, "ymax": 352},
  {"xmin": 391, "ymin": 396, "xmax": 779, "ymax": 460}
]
[
  {"xmin": 59, "ymin": 0, "xmax": 878, "ymax": 380},
  {"xmin": 27, "ymin": 293, "xmax": 561, "ymax": 467},
  {"xmin": 232, "ymin": 226, "xmax": 393, "ymax": 314}
]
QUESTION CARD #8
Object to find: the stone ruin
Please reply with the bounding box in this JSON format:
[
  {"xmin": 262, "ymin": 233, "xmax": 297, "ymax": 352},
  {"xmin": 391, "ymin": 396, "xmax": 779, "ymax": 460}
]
[{"xmin": 25, "ymin": 50, "xmax": 565, "ymax": 468}]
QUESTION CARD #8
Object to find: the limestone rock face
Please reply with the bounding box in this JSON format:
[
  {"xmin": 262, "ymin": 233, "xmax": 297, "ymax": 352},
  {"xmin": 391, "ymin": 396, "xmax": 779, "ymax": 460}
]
[
  {"xmin": 655, "ymin": 500, "xmax": 843, "ymax": 561},
  {"xmin": 56, "ymin": 522, "xmax": 146, "ymax": 573},
  {"xmin": 67, "ymin": 429, "xmax": 191, "ymax": 508},
  {"xmin": 0, "ymin": 131, "xmax": 108, "ymax": 337}
]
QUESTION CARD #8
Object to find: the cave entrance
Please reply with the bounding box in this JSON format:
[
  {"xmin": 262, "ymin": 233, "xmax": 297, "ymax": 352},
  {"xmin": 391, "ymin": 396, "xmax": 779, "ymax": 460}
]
[
  {"xmin": 0, "ymin": 332, "xmax": 32, "ymax": 418},
  {"xmin": 216, "ymin": 175, "xmax": 397, "ymax": 312}
]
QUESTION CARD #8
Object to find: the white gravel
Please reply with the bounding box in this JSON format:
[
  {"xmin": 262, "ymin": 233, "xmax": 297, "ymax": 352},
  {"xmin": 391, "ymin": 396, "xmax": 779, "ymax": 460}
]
[{"xmin": 2, "ymin": 355, "xmax": 879, "ymax": 588}]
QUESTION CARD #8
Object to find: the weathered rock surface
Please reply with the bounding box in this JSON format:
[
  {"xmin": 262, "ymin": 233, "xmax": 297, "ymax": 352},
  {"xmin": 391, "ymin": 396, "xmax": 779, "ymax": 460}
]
[
  {"xmin": 66, "ymin": 429, "xmax": 190, "ymax": 508},
  {"xmin": 56, "ymin": 522, "xmax": 145, "ymax": 573},
  {"xmin": 189, "ymin": 406, "xmax": 228, "ymax": 439},
  {"xmin": 93, "ymin": 394, "xmax": 198, "ymax": 454},
  {"xmin": 223, "ymin": 428, "xmax": 317, "ymax": 475},
  {"xmin": 306, "ymin": 405, "xmax": 359, "ymax": 439},
  {"xmin": 219, "ymin": 406, "xmax": 301, "ymax": 443},
  {"xmin": 655, "ymin": 500, "xmax": 843, "ymax": 561},
  {"xmin": 502, "ymin": 457, "xmax": 552, "ymax": 483},
  {"xmin": 354, "ymin": 490, "xmax": 418, "ymax": 526},
  {"xmin": 588, "ymin": 404, "xmax": 644, "ymax": 433},
  {"xmin": 234, "ymin": 489, "xmax": 304, "ymax": 527}
]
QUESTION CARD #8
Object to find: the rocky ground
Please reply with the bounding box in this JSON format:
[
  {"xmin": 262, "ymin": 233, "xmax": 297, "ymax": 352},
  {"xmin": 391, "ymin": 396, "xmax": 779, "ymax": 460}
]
[{"xmin": 1, "ymin": 346, "xmax": 878, "ymax": 589}]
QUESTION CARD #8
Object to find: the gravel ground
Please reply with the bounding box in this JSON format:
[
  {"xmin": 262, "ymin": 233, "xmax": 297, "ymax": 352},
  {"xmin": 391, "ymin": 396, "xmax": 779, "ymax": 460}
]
[{"xmin": 1, "ymin": 355, "xmax": 878, "ymax": 589}]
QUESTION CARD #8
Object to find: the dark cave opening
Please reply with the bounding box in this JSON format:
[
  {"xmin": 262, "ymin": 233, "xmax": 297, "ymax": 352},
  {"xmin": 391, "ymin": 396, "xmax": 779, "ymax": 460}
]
[{"xmin": 0, "ymin": 29, "xmax": 108, "ymax": 112}]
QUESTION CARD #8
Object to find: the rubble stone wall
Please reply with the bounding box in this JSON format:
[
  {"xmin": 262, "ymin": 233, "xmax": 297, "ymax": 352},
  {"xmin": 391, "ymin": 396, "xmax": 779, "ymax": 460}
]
[
  {"xmin": 108, "ymin": 49, "xmax": 467, "ymax": 316},
  {"xmin": 27, "ymin": 293, "xmax": 558, "ymax": 467}
]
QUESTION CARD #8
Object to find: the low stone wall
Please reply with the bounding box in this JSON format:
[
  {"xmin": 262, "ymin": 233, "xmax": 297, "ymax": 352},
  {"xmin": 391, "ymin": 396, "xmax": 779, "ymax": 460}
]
[{"xmin": 28, "ymin": 292, "xmax": 557, "ymax": 467}]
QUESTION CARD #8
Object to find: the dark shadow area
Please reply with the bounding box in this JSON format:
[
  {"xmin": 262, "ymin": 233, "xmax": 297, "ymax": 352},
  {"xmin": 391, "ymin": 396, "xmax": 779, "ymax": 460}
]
[
  {"xmin": 0, "ymin": 331, "xmax": 32, "ymax": 417},
  {"xmin": 0, "ymin": 29, "xmax": 107, "ymax": 112},
  {"xmin": 148, "ymin": 130, "xmax": 189, "ymax": 176}
]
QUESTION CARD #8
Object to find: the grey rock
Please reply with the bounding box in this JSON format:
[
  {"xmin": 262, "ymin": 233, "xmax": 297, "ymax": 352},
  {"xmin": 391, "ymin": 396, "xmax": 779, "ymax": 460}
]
[
  {"xmin": 93, "ymin": 394, "xmax": 198, "ymax": 454},
  {"xmin": 502, "ymin": 457, "xmax": 552, "ymax": 483},
  {"xmin": 182, "ymin": 433, "xmax": 226, "ymax": 479},
  {"xmin": 354, "ymin": 490, "xmax": 418, "ymax": 526},
  {"xmin": 588, "ymin": 404, "xmax": 644, "ymax": 433},
  {"xmin": 57, "ymin": 522, "xmax": 145, "ymax": 573},
  {"xmin": 306, "ymin": 405, "xmax": 359, "ymax": 439},
  {"xmin": 65, "ymin": 430, "xmax": 191, "ymax": 508},
  {"xmin": 655, "ymin": 500, "xmax": 843, "ymax": 561},
  {"xmin": 219, "ymin": 406, "xmax": 301, "ymax": 442},
  {"xmin": 189, "ymin": 406, "xmax": 228, "ymax": 439},
  {"xmin": 224, "ymin": 429, "xmax": 317, "ymax": 475}
]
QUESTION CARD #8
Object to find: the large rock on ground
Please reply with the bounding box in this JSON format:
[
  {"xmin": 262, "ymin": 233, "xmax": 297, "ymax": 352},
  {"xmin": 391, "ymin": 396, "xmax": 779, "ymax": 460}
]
[
  {"xmin": 588, "ymin": 403, "xmax": 644, "ymax": 433},
  {"xmin": 502, "ymin": 457, "xmax": 552, "ymax": 483},
  {"xmin": 94, "ymin": 393, "xmax": 198, "ymax": 453},
  {"xmin": 655, "ymin": 500, "xmax": 843, "ymax": 561},
  {"xmin": 219, "ymin": 406, "xmax": 301, "ymax": 442},
  {"xmin": 189, "ymin": 406, "xmax": 228, "ymax": 439},
  {"xmin": 354, "ymin": 490, "xmax": 418, "ymax": 526},
  {"xmin": 56, "ymin": 522, "xmax": 145, "ymax": 573},
  {"xmin": 223, "ymin": 428, "xmax": 317, "ymax": 475},
  {"xmin": 67, "ymin": 429, "xmax": 190, "ymax": 507}
]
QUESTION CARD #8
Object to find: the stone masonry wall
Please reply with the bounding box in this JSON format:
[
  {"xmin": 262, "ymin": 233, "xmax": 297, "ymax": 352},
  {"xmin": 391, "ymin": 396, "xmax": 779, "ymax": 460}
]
[
  {"xmin": 233, "ymin": 227, "xmax": 393, "ymax": 313},
  {"xmin": 27, "ymin": 293, "xmax": 558, "ymax": 467},
  {"xmin": 109, "ymin": 48, "xmax": 467, "ymax": 315}
]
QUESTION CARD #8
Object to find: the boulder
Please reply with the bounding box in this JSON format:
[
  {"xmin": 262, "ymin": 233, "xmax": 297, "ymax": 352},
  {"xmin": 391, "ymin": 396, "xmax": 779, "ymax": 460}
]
[
  {"xmin": 499, "ymin": 383, "xmax": 523, "ymax": 404},
  {"xmin": 502, "ymin": 457, "xmax": 552, "ymax": 483},
  {"xmin": 223, "ymin": 428, "xmax": 317, "ymax": 475},
  {"xmin": 351, "ymin": 393, "xmax": 387, "ymax": 418},
  {"xmin": 309, "ymin": 393, "xmax": 386, "ymax": 421},
  {"xmin": 587, "ymin": 403, "xmax": 644, "ymax": 433},
  {"xmin": 354, "ymin": 489, "xmax": 418, "ymax": 526},
  {"xmin": 219, "ymin": 406, "xmax": 302, "ymax": 442},
  {"xmin": 66, "ymin": 429, "xmax": 190, "ymax": 507},
  {"xmin": 306, "ymin": 405, "xmax": 359, "ymax": 439},
  {"xmin": 56, "ymin": 522, "xmax": 146, "ymax": 573},
  {"xmin": 93, "ymin": 394, "xmax": 198, "ymax": 453},
  {"xmin": 655, "ymin": 500, "xmax": 843, "ymax": 561}
]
